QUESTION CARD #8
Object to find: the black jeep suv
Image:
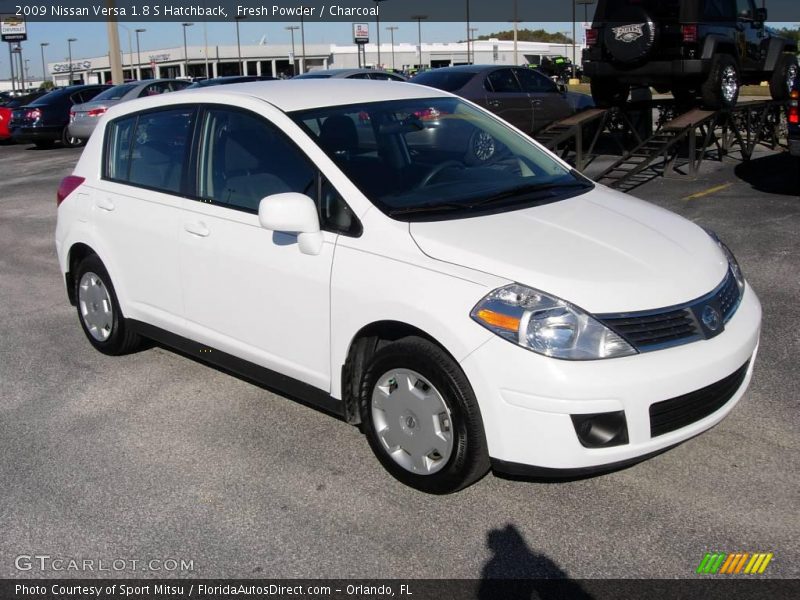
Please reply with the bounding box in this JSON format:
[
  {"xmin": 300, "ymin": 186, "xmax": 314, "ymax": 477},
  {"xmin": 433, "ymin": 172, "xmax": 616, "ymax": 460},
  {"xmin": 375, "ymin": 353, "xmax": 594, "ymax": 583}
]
[{"xmin": 583, "ymin": 0, "xmax": 798, "ymax": 109}]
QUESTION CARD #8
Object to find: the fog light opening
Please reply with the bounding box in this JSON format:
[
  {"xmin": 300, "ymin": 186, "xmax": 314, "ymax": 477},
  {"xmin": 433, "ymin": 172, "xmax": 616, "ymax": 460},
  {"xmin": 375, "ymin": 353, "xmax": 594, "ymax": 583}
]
[{"xmin": 571, "ymin": 411, "xmax": 629, "ymax": 448}]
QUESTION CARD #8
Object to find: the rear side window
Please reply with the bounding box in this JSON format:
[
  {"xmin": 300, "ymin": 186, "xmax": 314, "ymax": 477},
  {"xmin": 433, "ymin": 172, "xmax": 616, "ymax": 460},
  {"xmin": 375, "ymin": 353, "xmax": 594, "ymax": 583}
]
[
  {"xmin": 515, "ymin": 68, "xmax": 558, "ymax": 93},
  {"xmin": 104, "ymin": 107, "xmax": 196, "ymax": 195},
  {"xmin": 485, "ymin": 69, "xmax": 522, "ymax": 93}
]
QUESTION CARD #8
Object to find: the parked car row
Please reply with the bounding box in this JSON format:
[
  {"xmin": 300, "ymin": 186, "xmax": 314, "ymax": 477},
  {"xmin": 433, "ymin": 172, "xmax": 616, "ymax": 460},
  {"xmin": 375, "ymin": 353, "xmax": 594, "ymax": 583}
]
[{"xmin": 3, "ymin": 65, "xmax": 596, "ymax": 150}]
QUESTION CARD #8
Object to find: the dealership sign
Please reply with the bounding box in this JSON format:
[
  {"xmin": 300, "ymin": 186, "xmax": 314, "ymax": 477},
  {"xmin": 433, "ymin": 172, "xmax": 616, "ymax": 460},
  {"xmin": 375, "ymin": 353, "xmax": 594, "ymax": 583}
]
[
  {"xmin": 1, "ymin": 15, "xmax": 27, "ymax": 42},
  {"xmin": 353, "ymin": 23, "xmax": 369, "ymax": 44},
  {"xmin": 52, "ymin": 61, "xmax": 92, "ymax": 73}
]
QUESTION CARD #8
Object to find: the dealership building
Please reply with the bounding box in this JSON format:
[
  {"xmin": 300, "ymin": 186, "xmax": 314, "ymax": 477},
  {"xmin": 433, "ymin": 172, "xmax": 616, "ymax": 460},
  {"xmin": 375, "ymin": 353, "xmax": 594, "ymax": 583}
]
[{"xmin": 46, "ymin": 38, "xmax": 587, "ymax": 85}]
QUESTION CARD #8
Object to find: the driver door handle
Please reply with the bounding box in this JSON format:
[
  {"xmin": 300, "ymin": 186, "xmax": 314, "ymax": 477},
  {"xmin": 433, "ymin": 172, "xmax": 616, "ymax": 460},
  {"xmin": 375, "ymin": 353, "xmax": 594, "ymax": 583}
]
[{"xmin": 96, "ymin": 198, "xmax": 115, "ymax": 212}]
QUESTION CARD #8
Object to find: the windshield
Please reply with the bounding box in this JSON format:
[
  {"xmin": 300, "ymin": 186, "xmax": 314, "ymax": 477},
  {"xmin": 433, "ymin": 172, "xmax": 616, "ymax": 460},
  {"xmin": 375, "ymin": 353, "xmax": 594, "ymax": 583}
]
[
  {"xmin": 291, "ymin": 97, "xmax": 591, "ymax": 220},
  {"xmin": 93, "ymin": 83, "xmax": 138, "ymax": 101}
]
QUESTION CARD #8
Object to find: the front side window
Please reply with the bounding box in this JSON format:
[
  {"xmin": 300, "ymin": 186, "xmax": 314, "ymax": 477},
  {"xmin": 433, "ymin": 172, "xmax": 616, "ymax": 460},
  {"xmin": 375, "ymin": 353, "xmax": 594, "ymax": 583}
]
[
  {"xmin": 196, "ymin": 108, "xmax": 315, "ymax": 213},
  {"xmin": 515, "ymin": 68, "xmax": 558, "ymax": 94},
  {"xmin": 104, "ymin": 107, "xmax": 195, "ymax": 194},
  {"xmin": 291, "ymin": 97, "xmax": 591, "ymax": 221}
]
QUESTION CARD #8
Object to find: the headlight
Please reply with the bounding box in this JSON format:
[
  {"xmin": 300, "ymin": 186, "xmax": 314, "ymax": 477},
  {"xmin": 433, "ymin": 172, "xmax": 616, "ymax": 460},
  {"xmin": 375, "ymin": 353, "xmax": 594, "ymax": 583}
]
[
  {"xmin": 705, "ymin": 229, "xmax": 745, "ymax": 293},
  {"xmin": 471, "ymin": 284, "xmax": 637, "ymax": 360}
]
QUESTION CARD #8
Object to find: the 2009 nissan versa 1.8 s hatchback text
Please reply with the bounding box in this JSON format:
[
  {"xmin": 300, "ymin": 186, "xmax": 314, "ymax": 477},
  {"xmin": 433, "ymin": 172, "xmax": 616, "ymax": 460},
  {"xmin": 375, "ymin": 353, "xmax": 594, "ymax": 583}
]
[{"xmin": 55, "ymin": 80, "xmax": 761, "ymax": 493}]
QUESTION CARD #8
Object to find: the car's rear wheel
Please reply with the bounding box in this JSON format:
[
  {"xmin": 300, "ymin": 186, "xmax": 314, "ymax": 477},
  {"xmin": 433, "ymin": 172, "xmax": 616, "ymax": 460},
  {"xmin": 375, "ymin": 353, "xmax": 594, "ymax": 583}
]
[
  {"xmin": 359, "ymin": 336, "xmax": 490, "ymax": 494},
  {"xmin": 590, "ymin": 78, "xmax": 630, "ymax": 107},
  {"xmin": 61, "ymin": 126, "xmax": 84, "ymax": 148},
  {"xmin": 74, "ymin": 254, "xmax": 141, "ymax": 355},
  {"xmin": 769, "ymin": 53, "xmax": 799, "ymax": 102},
  {"xmin": 701, "ymin": 55, "xmax": 740, "ymax": 110}
]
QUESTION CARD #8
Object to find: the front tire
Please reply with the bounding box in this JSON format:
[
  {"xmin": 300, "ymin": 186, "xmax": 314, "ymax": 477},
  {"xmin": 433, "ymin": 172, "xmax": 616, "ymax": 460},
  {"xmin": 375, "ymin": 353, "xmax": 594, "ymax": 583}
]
[
  {"xmin": 701, "ymin": 55, "xmax": 740, "ymax": 109},
  {"xmin": 769, "ymin": 53, "xmax": 799, "ymax": 102},
  {"xmin": 359, "ymin": 336, "xmax": 490, "ymax": 494},
  {"xmin": 74, "ymin": 254, "xmax": 141, "ymax": 355}
]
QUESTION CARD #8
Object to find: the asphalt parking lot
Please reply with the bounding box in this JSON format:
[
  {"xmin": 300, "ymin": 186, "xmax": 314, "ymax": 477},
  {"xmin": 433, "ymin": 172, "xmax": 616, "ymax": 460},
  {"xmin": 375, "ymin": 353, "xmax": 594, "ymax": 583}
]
[{"xmin": 0, "ymin": 139, "xmax": 797, "ymax": 580}]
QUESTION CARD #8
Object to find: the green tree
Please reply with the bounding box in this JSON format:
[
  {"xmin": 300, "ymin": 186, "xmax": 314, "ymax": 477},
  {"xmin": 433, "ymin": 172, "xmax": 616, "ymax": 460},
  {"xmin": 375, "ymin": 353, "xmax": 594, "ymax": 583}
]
[{"xmin": 476, "ymin": 28, "xmax": 573, "ymax": 44}]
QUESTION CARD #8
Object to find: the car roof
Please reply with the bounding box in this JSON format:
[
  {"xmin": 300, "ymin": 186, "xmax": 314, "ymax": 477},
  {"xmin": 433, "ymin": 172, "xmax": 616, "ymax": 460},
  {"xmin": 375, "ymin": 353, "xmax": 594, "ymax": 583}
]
[{"xmin": 169, "ymin": 79, "xmax": 449, "ymax": 112}]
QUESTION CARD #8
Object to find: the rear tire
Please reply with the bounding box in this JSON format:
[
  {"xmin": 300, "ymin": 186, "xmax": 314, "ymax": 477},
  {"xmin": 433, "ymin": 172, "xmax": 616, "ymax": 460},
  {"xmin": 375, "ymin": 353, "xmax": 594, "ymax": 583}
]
[
  {"xmin": 590, "ymin": 78, "xmax": 630, "ymax": 107},
  {"xmin": 359, "ymin": 336, "xmax": 490, "ymax": 494},
  {"xmin": 701, "ymin": 55, "xmax": 740, "ymax": 110},
  {"xmin": 769, "ymin": 53, "xmax": 799, "ymax": 102},
  {"xmin": 61, "ymin": 126, "xmax": 84, "ymax": 148},
  {"xmin": 74, "ymin": 254, "xmax": 141, "ymax": 356}
]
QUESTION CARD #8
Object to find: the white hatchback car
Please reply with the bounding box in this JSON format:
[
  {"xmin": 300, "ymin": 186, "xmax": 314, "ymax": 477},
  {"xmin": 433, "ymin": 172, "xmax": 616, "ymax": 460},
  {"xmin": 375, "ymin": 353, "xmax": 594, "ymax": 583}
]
[{"xmin": 55, "ymin": 81, "xmax": 761, "ymax": 493}]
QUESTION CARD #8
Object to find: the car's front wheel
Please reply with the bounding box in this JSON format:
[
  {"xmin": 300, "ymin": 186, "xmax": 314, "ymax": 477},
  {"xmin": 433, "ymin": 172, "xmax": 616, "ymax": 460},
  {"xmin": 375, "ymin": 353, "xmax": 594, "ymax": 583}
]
[
  {"xmin": 769, "ymin": 53, "xmax": 799, "ymax": 102},
  {"xmin": 701, "ymin": 55, "xmax": 740, "ymax": 109},
  {"xmin": 359, "ymin": 336, "xmax": 490, "ymax": 494},
  {"xmin": 74, "ymin": 254, "xmax": 141, "ymax": 355}
]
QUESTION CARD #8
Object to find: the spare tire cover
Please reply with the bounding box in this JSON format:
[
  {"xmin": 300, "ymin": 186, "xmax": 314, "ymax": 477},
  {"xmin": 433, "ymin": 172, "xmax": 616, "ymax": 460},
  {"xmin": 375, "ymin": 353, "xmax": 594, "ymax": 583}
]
[{"xmin": 604, "ymin": 6, "xmax": 658, "ymax": 64}]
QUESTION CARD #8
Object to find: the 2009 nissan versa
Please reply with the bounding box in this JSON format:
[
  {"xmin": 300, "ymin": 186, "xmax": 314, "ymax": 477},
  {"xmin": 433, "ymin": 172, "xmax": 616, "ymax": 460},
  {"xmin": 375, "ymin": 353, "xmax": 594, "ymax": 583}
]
[{"xmin": 55, "ymin": 80, "xmax": 761, "ymax": 493}]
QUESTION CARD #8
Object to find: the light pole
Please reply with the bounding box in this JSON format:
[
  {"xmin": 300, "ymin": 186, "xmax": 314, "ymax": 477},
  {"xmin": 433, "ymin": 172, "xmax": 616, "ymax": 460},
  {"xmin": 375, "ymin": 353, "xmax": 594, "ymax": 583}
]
[
  {"xmin": 300, "ymin": 14, "xmax": 306, "ymax": 74},
  {"xmin": 235, "ymin": 16, "xmax": 245, "ymax": 75},
  {"xmin": 181, "ymin": 22, "xmax": 193, "ymax": 78},
  {"xmin": 469, "ymin": 28, "xmax": 478, "ymax": 64},
  {"xmin": 572, "ymin": 0, "xmax": 577, "ymax": 80},
  {"xmin": 285, "ymin": 26, "xmax": 298, "ymax": 76},
  {"xmin": 67, "ymin": 38, "xmax": 77, "ymax": 85},
  {"xmin": 411, "ymin": 15, "xmax": 427, "ymax": 71},
  {"xmin": 118, "ymin": 23, "xmax": 133, "ymax": 80},
  {"xmin": 135, "ymin": 29, "xmax": 145, "ymax": 79},
  {"xmin": 40, "ymin": 42, "xmax": 49, "ymax": 86},
  {"xmin": 466, "ymin": 0, "xmax": 471, "ymax": 64},
  {"xmin": 386, "ymin": 26, "xmax": 398, "ymax": 70},
  {"xmin": 373, "ymin": 0, "xmax": 387, "ymax": 68}
]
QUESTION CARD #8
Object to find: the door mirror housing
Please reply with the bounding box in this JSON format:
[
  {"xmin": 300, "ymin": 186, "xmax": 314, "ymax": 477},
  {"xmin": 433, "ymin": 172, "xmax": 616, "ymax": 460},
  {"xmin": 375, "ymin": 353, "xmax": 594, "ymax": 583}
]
[{"xmin": 258, "ymin": 192, "xmax": 323, "ymax": 256}]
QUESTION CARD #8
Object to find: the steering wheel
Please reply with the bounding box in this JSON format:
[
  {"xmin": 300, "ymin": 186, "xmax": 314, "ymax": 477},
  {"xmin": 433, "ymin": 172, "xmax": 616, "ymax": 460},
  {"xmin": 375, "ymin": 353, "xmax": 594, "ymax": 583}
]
[{"xmin": 416, "ymin": 160, "xmax": 464, "ymax": 189}]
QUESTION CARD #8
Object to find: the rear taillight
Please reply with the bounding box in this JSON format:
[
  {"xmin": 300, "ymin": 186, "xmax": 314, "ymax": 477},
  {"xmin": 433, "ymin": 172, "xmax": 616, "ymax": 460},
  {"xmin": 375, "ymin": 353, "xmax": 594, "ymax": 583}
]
[
  {"xmin": 682, "ymin": 24, "xmax": 698, "ymax": 43},
  {"xmin": 56, "ymin": 175, "xmax": 85, "ymax": 207},
  {"xmin": 586, "ymin": 28, "xmax": 598, "ymax": 47},
  {"xmin": 25, "ymin": 108, "xmax": 42, "ymax": 120},
  {"xmin": 87, "ymin": 107, "xmax": 107, "ymax": 117},
  {"xmin": 69, "ymin": 110, "xmax": 75, "ymax": 120},
  {"xmin": 790, "ymin": 90, "xmax": 799, "ymax": 125}
]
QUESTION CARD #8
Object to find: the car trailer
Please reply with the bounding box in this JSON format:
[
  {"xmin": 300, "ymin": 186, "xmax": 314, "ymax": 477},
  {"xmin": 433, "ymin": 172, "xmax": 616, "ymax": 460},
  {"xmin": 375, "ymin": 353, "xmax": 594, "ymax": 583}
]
[{"xmin": 535, "ymin": 99, "xmax": 787, "ymax": 192}]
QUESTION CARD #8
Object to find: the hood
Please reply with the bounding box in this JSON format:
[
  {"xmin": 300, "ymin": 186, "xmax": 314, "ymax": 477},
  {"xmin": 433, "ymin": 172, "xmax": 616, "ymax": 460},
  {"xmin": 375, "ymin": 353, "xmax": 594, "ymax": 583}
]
[{"xmin": 409, "ymin": 186, "xmax": 729, "ymax": 313}]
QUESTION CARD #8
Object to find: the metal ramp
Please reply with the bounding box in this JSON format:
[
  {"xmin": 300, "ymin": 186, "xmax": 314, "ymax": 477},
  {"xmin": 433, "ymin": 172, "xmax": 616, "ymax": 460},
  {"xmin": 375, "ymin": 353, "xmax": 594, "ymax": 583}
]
[{"xmin": 581, "ymin": 99, "xmax": 787, "ymax": 192}]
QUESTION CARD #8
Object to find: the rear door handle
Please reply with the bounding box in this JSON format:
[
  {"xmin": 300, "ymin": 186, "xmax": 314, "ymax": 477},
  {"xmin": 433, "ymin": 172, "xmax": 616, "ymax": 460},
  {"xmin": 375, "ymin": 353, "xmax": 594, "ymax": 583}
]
[
  {"xmin": 531, "ymin": 99, "xmax": 543, "ymax": 106},
  {"xmin": 487, "ymin": 100, "xmax": 502, "ymax": 108},
  {"xmin": 96, "ymin": 198, "xmax": 115, "ymax": 212},
  {"xmin": 184, "ymin": 221, "xmax": 210, "ymax": 237}
]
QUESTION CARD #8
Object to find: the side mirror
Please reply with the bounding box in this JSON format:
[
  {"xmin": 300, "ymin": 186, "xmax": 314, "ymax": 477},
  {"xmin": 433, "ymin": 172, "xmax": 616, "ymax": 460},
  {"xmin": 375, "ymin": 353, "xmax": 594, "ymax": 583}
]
[
  {"xmin": 755, "ymin": 7, "xmax": 767, "ymax": 22},
  {"xmin": 258, "ymin": 192, "xmax": 323, "ymax": 256},
  {"xmin": 556, "ymin": 82, "xmax": 567, "ymax": 94}
]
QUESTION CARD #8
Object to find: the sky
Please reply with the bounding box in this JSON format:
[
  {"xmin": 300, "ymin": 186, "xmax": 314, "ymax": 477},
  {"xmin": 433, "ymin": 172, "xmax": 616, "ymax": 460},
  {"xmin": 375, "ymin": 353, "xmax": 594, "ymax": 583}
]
[{"xmin": 1, "ymin": 20, "xmax": 583, "ymax": 80}]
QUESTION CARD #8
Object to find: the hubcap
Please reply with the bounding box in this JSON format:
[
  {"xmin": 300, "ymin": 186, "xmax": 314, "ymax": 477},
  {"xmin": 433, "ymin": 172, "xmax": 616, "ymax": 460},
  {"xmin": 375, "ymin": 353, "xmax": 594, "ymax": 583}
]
[
  {"xmin": 78, "ymin": 272, "xmax": 113, "ymax": 342},
  {"xmin": 371, "ymin": 369, "xmax": 454, "ymax": 475},
  {"xmin": 472, "ymin": 131, "xmax": 496, "ymax": 162},
  {"xmin": 721, "ymin": 65, "xmax": 739, "ymax": 103}
]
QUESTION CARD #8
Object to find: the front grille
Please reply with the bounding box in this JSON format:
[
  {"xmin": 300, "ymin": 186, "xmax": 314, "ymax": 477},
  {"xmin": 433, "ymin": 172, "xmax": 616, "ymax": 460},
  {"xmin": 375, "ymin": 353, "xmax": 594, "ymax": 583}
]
[
  {"xmin": 649, "ymin": 361, "xmax": 750, "ymax": 437},
  {"xmin": 598, "ymin": 269, "xmax": 741, "ymax": 353}
]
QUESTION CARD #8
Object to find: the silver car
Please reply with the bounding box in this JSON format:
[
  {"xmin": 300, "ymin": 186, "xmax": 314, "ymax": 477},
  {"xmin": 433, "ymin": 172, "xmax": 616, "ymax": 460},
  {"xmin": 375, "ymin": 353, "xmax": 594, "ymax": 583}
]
[{"xmin": 68, "ymin": 79, "xmax": 190, "ymax": 140}]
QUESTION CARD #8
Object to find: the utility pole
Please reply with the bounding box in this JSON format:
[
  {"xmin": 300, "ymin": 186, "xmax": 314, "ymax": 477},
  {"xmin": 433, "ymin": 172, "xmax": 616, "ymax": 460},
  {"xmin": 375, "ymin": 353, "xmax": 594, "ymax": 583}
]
[
  {"xmin": 412, "ymin": 15, "xmax": 427, "ymax": 70},
  {"xmin": 182, "ymin": 22, "xmax": 193, "ymax": 78},
  {"xmin": 373, "ymin": 0, "xmax": 387, "ymax": 68},
  {"xmin": 67, "ymin": 37, "xmax": 76, "ymax": 84},
  {"xmin": 135, "ymin": 29, "xmax": 145, "ymax": 79},
  {"xmin": 572, "ymin": 0, "xmax": 577, "ymax": 80},
  {"xmin": 466, "ymin": 0, "xmax": 471, "ymax": 64},
  {"xmin": 513, "ymin": 0, "xmax": 519, "ymax": 66},
  {"xmin": 300, "ymin": 14, "xmax": 306, "ymax": 74},
  {"xmin": 16, "ymin": 45, "xmax": 26, "ymax": 90},
  {"xmin": 235, "ymin": 16, "xmax": 245, "ymax": 75},
  {"xmin": 285, "ymin": 26, "xmax": 298, "ymax": 76},
  {"xmin": 7, "ymin": 43, "xmax": 15, "ymax": 91},
  {"xmin": 40, "ymin": 42, "xmax": 49, "ymax": 86},
  {"xmin": 386, "ymin": 26, "xmax": 398, "ymax": 70}
]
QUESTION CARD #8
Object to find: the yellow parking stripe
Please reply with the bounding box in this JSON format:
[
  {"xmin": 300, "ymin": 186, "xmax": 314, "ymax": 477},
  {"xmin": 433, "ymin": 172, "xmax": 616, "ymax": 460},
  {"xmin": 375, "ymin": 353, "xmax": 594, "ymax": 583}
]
[
  {"xmin": 757, "ymin": 553, "xmax": 774, "ymax": 574},
  {"xmin": 682, "ymin": 183, "xmax": 732, "ymax": 201}
]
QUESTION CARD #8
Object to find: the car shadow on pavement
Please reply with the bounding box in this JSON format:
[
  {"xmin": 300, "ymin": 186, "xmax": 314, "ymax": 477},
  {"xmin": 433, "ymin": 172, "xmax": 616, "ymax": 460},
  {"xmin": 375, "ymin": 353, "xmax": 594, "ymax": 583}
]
[
  {"xmin": 734, "ymin": 152, "xmax": 800, "ymax": 196},
  {"xmin": 478, "ymin": 524, "xmax": 595, "ymax": 599}
]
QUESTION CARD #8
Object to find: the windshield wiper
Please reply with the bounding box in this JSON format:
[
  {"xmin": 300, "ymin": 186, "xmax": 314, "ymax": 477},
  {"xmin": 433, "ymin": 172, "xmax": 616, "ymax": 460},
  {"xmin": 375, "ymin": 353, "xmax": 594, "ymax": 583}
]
[
  {"xmin": 468, "ymin": 181, "xmax": 590, "ymax": 208},
  {"xmin": 387, "ymin": 202, "xmax": 473, "ymax": 217}
]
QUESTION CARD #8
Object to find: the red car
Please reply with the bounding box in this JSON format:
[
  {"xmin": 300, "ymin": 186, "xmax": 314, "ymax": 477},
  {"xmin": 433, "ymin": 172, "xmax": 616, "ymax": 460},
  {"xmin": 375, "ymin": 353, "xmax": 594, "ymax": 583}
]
[{"xmin": 0, "ymin": 91, "xmax": 49, "ymax": 142}]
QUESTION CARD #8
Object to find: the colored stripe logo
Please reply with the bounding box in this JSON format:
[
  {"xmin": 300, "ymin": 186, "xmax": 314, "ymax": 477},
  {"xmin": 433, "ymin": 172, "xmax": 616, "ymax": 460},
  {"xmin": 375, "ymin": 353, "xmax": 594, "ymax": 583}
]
[{"xmin": 697, "ymin": 552, "xmax": 774, "ymax": 574}]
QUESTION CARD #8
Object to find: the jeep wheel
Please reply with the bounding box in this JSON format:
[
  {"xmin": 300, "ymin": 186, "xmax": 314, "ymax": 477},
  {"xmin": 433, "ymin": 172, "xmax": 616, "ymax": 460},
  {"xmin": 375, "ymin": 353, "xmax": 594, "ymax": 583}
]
[
  {"xmin": 701, "ymin": 55, "xmax": 740, "ymax": 110},
  {"xmin": 769, "ymin": 54, "xmax": 799, "ymax": 102},
  {"xmin": 590, "ymin": 78, "xmax": 630, "ymax": 107}
]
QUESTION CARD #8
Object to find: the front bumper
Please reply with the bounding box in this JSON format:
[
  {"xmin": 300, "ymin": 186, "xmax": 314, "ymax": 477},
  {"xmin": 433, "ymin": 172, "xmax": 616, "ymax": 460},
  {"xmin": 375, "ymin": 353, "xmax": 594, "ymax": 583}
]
[
  {"xmin": 584, "ymin": 59, "xmax": 710, "ymax": 84},
  {"xmin": 460, "ymin": 284, "xmax": 761, "ymax": 472}
]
